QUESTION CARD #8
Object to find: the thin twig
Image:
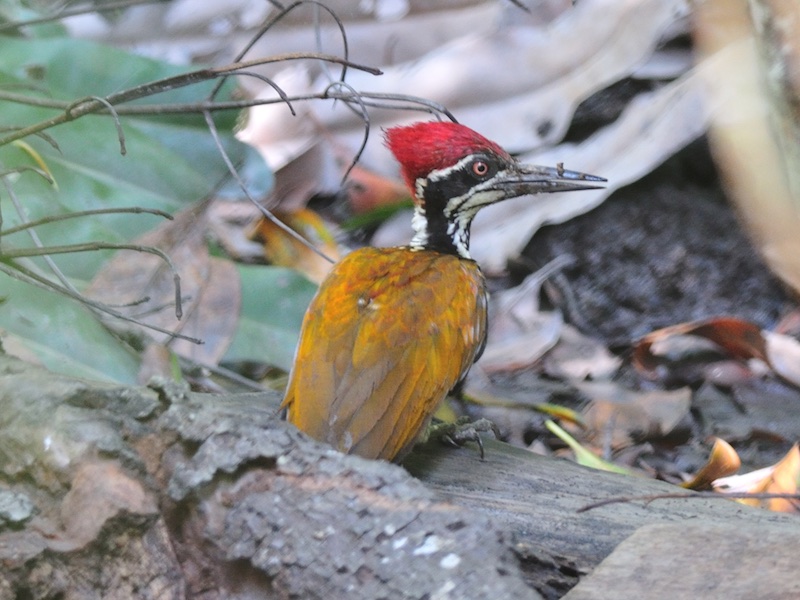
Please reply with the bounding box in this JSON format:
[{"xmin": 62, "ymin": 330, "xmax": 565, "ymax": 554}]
[
  {"xmin": 214, "ymin": 0, "xmax": 352, "ymax": 99},
  {"xmin": 202, "ymin": 109, "xmax": 335, "ymax": 264},
  {"xmin": 0, "ymin": 0, "xmax": 165, "ymax": 33},
  {"xmin": 323, "ymin": 80, "xmax": 371, "ymax": 183},
  {"xmin": 66, "ymin": 96, "xmax": 127, "ymax": 155},
  {"xmin": 1, "ymin": 207, "xmax": 173, "ymax": 237},
  {"xmin": 577, "ymin": 491, "xmax": 800, "ymax": 513},
  {"xmin": 2, "ymin": 175, "xmax": 78, "ymax": 296},
  {"xmin": 0, "ymin": 260, "xmax": 201, "ymax": 344},
  {"xmin": 0, "ymin": 166, "xmax": 53, "ymax": 185},
  {"xmin": 2, "ymin": 242, "xmax": 184, "ymax": 320},
  {"xmin": 0, "ymin": 89, "xmax": 456, "ymax": 119},
  {"xmin": 0, "ymin": 53, "xmax": 381, "ymax": 148}
]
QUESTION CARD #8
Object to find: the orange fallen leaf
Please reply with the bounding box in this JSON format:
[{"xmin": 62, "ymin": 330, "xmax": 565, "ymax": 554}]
[
  {"xmin": 681, "ymin": 437, "xmax": 741, "ymax": 490},
  {"xmin": 345, "ymin": 165, "xmax": 410, "ymax": 214},
  {"xmin": 248, "ymin": 208, "xmax": 340, "ymax": 284},
  {"xmin": 740, "ymin": 444, "xmax": 800, "ymax": 513},
  {"xmin": 715, "ymin": 444, "xmax": 800, "ymax": 513},
  {"xmin": 579, "ymin": 382, "xmax": 691, "ymax": 450}
]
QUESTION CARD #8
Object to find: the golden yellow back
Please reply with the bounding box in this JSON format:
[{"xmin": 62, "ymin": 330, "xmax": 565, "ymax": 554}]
[{"xmin": 282, "ymin": 246, "xmax": 487, "ymax": 461}]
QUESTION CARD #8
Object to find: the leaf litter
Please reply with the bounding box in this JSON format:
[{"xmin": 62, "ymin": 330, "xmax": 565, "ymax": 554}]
[{"xmin": 19, "ymin": 0, "xmax": 800, "ymax": 513}]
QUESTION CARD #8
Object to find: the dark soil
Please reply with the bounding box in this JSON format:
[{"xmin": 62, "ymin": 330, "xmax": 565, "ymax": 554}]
[{"xmin": 522, "ymin": 138, "xmax": 793, "ymax": 344}]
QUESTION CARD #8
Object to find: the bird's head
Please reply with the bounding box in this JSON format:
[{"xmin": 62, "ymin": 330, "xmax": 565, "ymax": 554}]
[{"xmin": 385, "ymin": 121, "xmax": 605, "ymax": 258}]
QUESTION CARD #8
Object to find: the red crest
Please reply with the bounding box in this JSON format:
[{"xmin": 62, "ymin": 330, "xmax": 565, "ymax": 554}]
[{"xmin": 385, "ymin": 122, "xmax": 511, "ymax": 193}]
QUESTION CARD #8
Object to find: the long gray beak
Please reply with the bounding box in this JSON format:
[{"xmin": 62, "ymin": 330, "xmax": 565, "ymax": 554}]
[{"xmin": 496, "ymin": 163, "xmax": 606, "ymax": 195}]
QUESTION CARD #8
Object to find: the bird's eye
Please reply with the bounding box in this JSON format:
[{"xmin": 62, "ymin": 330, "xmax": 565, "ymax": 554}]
[{"xmin": 472, "ymin": 160, "xmax": 490, "ymax": 177}]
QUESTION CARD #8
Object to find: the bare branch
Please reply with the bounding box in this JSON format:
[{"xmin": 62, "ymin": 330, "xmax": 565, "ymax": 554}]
[
  {"xmin": 0, "ymin": 260, "xmax": 201, "ymax": 344},
  {"xmin": 578, "ymin": 491, "xmax": 800, "ymax": 513},
  {"xmin": 1, "ymin": 207, "xmax": 173, "ymax": 237},
  {"xmin": 2, "ymin": 242, "xmax": 184, "ymax": 320},
  {"xmin": 66, "ymin": 96, "xmax": 127, "ymax": 155}
]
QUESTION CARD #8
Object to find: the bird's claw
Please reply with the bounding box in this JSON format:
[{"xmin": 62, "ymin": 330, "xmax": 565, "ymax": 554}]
[{"xmin": 436, "ymin": 417, "xmax": 500, "ymax": 460}]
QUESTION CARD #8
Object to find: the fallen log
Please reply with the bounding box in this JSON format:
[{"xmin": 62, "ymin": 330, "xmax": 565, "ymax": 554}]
[{"xmin": 0, "ymin": 353, "xmax": 796, "ymax": 599}]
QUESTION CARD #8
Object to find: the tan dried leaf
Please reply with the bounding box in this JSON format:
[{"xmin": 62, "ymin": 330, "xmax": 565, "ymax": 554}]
[
  {"xmin": 579, "ymin": 382, "xmax": 691, "ymax": 449},
  {"xmin": 681, "ymin": 437, "xmax": 741, "ymax": 491}
]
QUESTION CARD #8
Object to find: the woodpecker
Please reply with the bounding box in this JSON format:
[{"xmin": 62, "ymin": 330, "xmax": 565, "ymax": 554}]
[{"xmin": 282, "ymin": 121, "xmax": 604, "ymax": 462}]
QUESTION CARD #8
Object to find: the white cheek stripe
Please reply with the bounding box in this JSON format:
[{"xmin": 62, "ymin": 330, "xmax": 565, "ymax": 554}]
[
  {"xmin": 410, "ymin": 206, "xmax": 429, "ymax": 250},
  {"xmin": 443, "ymin": 185, "xmax": 507, "ymax": 220},
  {"xmin": 427, "ymin": 155, "xmax": 475, "ymax": 183}
]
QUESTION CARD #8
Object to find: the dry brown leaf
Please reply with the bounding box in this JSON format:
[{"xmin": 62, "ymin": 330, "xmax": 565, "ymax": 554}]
[
  {"xmin": 632, "ymin": 317, "xmax": 768, "ymax": 378},
  {"xmin": 578, "ymin": 382, "xmax": 692, "ymax": 449},
  {"xmin": 542, "ymin": 324, "xmax": 621, "ymax": 381},
  {"xmin": 681, "ymin": 437, "xmax": 741, "ymax": 491},
  {"xmin": 476, "ymin": 311, "xmax": 562, "ymax": 374},
  {"xmin": 137, "ymin": 342, "xmax": 174, "ymax": 384},
  {"xmin": 474, "ymin": 270, "xmax": 563, "ymax": 373},
  {"xmin": 167, "ymin": 256, "xmax": 241, "ymax": 363},
  {"xmin": 86, "ymin": 201, "xmax": 241, "ymax": 364}
]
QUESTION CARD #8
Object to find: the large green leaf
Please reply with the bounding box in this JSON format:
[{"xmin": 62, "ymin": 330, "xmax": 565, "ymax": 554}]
[
  {"xmin": 0, "ymin": 273, "xmax": 140, "ymax": 383},
  {"xmin": 0, "ymin": 36, "xmax": 270, "ymax": 279},
  {"xmin": 0, "ymin": 35, "xmax": 273, "ymax": 381},
  {"xmin": 224, "ymin": 265, "xmax": 318, "ymax": 372}
]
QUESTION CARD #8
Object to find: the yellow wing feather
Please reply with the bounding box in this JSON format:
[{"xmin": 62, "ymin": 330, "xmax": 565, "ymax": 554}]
[{"xmin": 282, "ymin": 246, "xmax": 487, "ymax": 461}]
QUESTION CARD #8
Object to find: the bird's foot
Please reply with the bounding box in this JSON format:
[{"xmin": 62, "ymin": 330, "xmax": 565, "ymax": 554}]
[{"xmin": 431, "ymin": 417, "xmax": 500, "ymax": 460}]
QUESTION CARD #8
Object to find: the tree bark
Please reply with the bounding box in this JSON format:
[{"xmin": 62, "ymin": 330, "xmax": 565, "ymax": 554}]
[{"xmin": 0, "ymin": 353, "xmax": 797, "ymax": 599}]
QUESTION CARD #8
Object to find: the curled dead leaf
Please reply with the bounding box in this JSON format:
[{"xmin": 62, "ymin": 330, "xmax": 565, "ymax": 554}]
[
  {"xmin": 632, "ymin": 317, "xmax": 768, "ymax": 378},
  {"xmin": 763, "ymin": 331, "xmax": 800, "ymax": 388},
  {"xmin": 681, "ymin": 437, "xmax": 741, "ymax": 491}
]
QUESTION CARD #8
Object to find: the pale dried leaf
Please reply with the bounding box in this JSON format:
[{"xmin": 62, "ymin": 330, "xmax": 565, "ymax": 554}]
[
  {"xmin": 470, "ymin": 63, "xmax": 708, "ymax": 271},
  {"xmin": 309, "ymin": 0, "xmax": 691, "ymax": 149},
  {"xmin": 579, "ymin": 383, "xmax": 692, "ymax": 449},
  {"xmin": 694, "ymin": 1, "xmax": 800, "ymax": 294},
  {"xmin": 764, "ymin": 331, "xmax": 800, "ymax": 387},
  {"xmin": 542, "ymin": 325, "xmax": 621, "ymax": 381},
  {"xmin": 474, "ymin": 270, "xmax": 563, "ymax": 373},
  {"xmin": 236, "ymin": 66, "xmax": 317, "ymax": 172},
  {"xmin": 714, "ymin": 445, "xmax": 800, "ymax": 513}
]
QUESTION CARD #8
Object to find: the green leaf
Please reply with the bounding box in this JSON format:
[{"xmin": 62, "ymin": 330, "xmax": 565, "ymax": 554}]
[
  {"xmin": 0, "ymin": 35, "xmax": 273, "ymax": 380},
  {"xmin": 545, "ymin": 420, "xmax": 635, "ymax": 476},
  {"xmin": 223, "ymin": 265, "xmax": 317, "ymax": 372},
  {"xmin": 0, "ymin": 273, "xmax": 140, "ymax": 383},
  {"xmin": 0, "ymin": 36, "xmax": 271, "ymax": 279}
]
